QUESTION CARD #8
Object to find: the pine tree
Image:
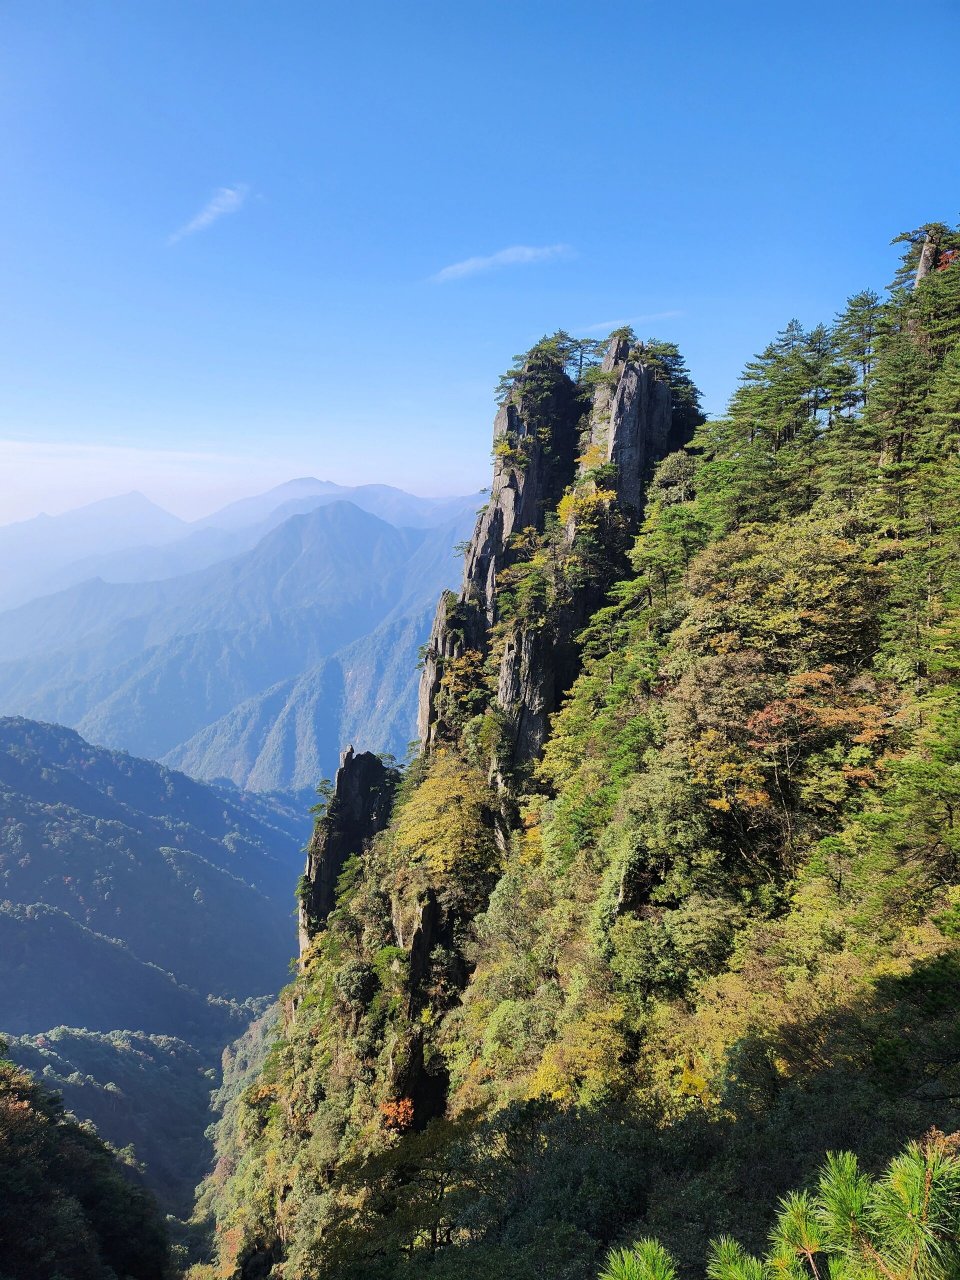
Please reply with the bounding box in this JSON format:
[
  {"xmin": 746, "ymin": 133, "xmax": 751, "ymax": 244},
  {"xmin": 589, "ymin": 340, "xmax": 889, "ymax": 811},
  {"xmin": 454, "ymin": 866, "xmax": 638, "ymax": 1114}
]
[
  {"xmin": 929, "ymin": 345, "xmax": 960, "ymax": 446},
  {"xmin": 605, "ymin": 1133, "xmax": 960, "ymax": 1280},
  {"xmin": 834, "ymin": 288, "xmax": 883, "ymax": 411}
]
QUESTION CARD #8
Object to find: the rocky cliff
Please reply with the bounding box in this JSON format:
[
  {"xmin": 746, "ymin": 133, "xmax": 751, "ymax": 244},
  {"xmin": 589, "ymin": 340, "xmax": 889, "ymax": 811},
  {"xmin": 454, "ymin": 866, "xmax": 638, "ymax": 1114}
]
[
  {"xmin": 192, "ymin": 232, "xmax": 960, "ymax": 1280},
  {"xmin": 580, "ymin": 333, "xmax": 680, "ymax": 508},
  {"xmin": 293, "ymin": 331, "xmax": 700, "ymax": 1116},
  {"xmin": 250, "ymin": 325, "xmax": 704, "ymax": 1270},
  {"xmin": 418, "ymin": 333, "xmax": 694, "ymax": 777},
  {"xmin": 297, "ymin": 746, "xmax": 399, "ymax": 953}
]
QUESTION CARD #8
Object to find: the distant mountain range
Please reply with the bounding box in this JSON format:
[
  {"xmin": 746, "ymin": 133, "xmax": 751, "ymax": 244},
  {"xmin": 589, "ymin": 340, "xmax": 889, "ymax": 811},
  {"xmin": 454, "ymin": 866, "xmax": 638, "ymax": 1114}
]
[
  {"xmin": 0, "ymin": 478, "xmax": 481, "ymax": 610},
  {"xmin": 0, "ymin": 481, "xmax": 480, "ymax": 790},
  {"xmin": 0, "ymin": 716, "xmax": 308, "ymax": 1211},
  {"xmin": 0, "ymin": 490, "xmax": 188, "ymax": 612},
  {"xmin": 0, "ymin": 479, "xmax": 478, "ymax": 1200},
  {"xmin": 0, "ymin": 717, "xmax": 307, "ymax": 1025}
]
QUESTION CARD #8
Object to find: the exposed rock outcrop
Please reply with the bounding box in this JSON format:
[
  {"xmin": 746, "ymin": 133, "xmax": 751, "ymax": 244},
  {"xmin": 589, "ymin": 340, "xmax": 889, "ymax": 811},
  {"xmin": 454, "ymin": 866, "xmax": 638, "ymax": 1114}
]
[
  {"xmin": 582, "ymin": 344, "xmax": 679, "ymax": 513},
  {"xmin": 417, "ymin": 350, "xmax": 583, "ymax": 756},
  {"xmin": 418, "ymin": 334, "xmax": 695, "ymax": 777},
  {"xmin": 297, "ymin": 746, "xmax": 398, "ymax": 954},
  {"xmin": 914, "ymin": 226, "xmax": 943, "ymax": 286}
]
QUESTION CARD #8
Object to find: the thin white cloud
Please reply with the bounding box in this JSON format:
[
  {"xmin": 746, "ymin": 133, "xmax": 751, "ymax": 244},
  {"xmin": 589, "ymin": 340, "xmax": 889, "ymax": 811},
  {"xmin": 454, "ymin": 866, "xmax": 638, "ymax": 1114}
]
[
  {"xmin": 580, "ymin": 311, "xmax": 685, "ymax": 334},
  {"xmin": 432, "ymin": 243, "xmax": 572, "ymax": 283},
  {"xmin": 168, "ymin": 184, "xmax": 250, "ymax": 245}
]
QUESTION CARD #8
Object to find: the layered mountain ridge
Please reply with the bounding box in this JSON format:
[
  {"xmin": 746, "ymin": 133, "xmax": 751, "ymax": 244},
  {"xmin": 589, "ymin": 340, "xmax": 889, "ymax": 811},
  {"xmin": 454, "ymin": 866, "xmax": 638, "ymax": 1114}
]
[
  {"xmin": 0, "ymin": 716, "xmax": 308, "ymax": 1212},
  {"xmin": 0, "ymin": 479, "xmax": 482, "ymax": 611},
  {"xmin": 0, "ymin": 499, "xmax": 476, "ymax": 789}
]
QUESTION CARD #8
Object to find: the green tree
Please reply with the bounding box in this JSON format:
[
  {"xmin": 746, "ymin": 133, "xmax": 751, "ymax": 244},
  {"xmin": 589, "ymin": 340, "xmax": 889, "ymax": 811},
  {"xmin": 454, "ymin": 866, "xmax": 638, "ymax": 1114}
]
[
  {"xmin": 834, "ymin": 288, "xmax": 883, "ymax": 411},
  {"xmin": 600, "ymin": 1240, "xmax": 678, "ymax": 1280},
  {"xmin": 393, "ymin": 749, "xmax": 500, "ymax": 907},
  {"xmin": 604, "ymin": 1132, "xmax": 960, "ymax": 1280},
  {"xmin": 0, "ymin": 1050, "xmax": 170, "ymax": 1279}
]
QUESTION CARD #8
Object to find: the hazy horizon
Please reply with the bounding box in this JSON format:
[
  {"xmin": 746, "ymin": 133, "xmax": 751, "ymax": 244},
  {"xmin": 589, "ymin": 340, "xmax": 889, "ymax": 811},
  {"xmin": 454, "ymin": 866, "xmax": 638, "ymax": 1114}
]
[{"xmin": 0, "ymin": 443, "xmax": 485, "ymax": 526}]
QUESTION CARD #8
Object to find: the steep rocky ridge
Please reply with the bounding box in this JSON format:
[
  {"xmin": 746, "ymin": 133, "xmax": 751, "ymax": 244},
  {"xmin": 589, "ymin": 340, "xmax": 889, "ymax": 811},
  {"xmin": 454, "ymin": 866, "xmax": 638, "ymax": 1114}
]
[
  {"xmin": 195, "ymin": 328, "xmax": 709, "ymax": 1276},
  {"xmin": 418, "ymin": 334, "xmax": 695, "ymax": 774},
  {"xmin": 289, "ymin": 333, "xmax": 699, "ymax": 1134},
  {"xmin": 297, "ymin": 746, "xmax": 399, "ymax": 949},
  {"xmin": 579, "ymin": 333, "xmax": 682, "ymax": 508},
  {"xmin": 191, "ymin": 231, "xmax": 960, "ymax": 1280}
]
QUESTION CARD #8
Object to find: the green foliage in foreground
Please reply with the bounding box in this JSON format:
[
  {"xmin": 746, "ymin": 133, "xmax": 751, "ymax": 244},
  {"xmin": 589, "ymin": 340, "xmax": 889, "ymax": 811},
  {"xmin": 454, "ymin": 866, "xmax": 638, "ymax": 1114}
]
[
  {"xmin": 601, "ymin": 1131, "xmax": 960, "ymax": 1280},
  {"xmin": 0, "ymin": 1040, "xmax": 170, "ymax": 1279}
]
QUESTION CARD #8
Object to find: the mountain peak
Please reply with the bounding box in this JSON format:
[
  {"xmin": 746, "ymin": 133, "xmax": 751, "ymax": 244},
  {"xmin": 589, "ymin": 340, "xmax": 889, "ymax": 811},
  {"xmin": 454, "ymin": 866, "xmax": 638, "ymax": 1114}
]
[{"xmin": 88, "ymin": 490, "xmax": 178, "ymax": 515}]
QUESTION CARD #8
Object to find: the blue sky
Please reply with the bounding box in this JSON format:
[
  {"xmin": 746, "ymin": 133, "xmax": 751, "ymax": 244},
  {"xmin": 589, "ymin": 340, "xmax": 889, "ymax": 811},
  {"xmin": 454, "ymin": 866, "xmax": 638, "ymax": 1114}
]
[{"xmin": 1, "ymin": 0, "xmax": 957, "ymax": 521}]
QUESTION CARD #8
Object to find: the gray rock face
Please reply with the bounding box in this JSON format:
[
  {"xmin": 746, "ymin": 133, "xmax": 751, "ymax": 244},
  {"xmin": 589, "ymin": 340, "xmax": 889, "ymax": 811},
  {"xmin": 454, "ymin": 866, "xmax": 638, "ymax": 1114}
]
[
  {"xmin": 463, "ymin": 403, "xmax": 557, "ymax": 623},
  {"xmin": 606, "ymin": 364, "xmax": 674, "ymax": 510},
  {"xmin": 580, "ymin": 338, "xmax": 678, "ymax": 512},
  {"xmin": 418, "ymin": 333, "xmax": 693, "ymax": 779},
  {"xmin": 603, "ymin": 335, "xmax": 631, "ymax": 371},
  {"xmin": 416, "ymin": 593, "xmax": 456, "ymax": 745},
  {"xmin": 418, "ymin": 355, "xmax": 583, "ymax": 755},
  {"xmin": 298, "ymin": 746, "xmax": 398, "ymax": 954},
  {"xmin": 496, "ymin": 625, "xmax": 553, "ymax": 765}
]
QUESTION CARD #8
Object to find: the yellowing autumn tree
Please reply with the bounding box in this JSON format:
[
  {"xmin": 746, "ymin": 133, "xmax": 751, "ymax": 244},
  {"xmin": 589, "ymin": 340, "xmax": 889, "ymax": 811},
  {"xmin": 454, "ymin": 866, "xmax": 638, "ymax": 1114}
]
[{"xmin": 393, "ymin": 751, "xmax": 500, "ymax": 905}]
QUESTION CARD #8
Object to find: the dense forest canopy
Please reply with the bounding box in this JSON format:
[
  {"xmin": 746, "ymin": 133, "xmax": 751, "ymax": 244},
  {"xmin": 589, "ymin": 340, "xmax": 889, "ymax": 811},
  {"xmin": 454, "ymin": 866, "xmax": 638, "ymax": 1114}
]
[
  {"xmin": 183, "ymin": 221, "xmax": 960, "ymax": 1279},
  {"xmin": 0, "ymin": 717, "xmax": 311, "ymax": 1219},
  {"xmin": 0, "ymin": 1039, "xmax": 170, "ymax": 1280}
]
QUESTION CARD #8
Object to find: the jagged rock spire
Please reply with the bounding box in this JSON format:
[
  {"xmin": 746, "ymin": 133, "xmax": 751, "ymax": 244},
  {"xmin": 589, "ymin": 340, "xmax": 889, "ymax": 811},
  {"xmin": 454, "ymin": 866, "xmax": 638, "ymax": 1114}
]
[
  {"xmin": 297, "ymin": 746, "xmax": 398, "ymax": 955},
  {"xmin": 582, "ymin": 338, "xmax": 677, "ymax": 512},
  {"xmin": 914, "ymin": 227, "xmax": 943, "ymax": 286},
  {"xmin": 417, "ymin": 333, "xmax": 694, "ymax": 775}
]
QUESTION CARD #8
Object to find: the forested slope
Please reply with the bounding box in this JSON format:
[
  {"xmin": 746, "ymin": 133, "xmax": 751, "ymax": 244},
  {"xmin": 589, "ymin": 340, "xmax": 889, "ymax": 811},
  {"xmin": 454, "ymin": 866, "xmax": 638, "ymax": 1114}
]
[
  {"xmin": 0, "ymin": 717, "xmax": 305, "ymax": 1014},
  {"xmin": 193, "ymin": 222, "xmax": 960, "ymax": 1279},
  {"xmin": 0, "ymin": 717, "xmax": 307, "ymax": 1214},
  {"xmin": 0, "ymin": 1041, "xmax": 170, "ymax": 1279}
]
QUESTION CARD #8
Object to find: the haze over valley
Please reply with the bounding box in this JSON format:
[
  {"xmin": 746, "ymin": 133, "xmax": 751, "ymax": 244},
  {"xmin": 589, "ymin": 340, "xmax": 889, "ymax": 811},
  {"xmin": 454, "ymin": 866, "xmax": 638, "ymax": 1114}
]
[
  {"xmin": 0, "ymin": 473, "xmax": 478, "ymax": 1215},
  {"xmin": 0, "ymin": 478, "xmax": 480, "ymax": 790}
]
